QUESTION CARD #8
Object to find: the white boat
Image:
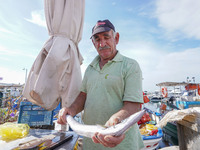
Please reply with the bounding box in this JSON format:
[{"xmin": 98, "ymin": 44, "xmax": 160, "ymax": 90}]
[
  {"xmin": 156, "ymin": 81, "xmax": 200, "ymax": 109},
  {"xmin": 143, "ymin": 81, "xmax": 200, "ymax": 147}
]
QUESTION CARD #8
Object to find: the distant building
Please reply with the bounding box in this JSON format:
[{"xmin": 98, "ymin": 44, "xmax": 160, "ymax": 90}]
[{"xmin": 0, "ymin": 83, "xmax": 24, "ymax": 98}]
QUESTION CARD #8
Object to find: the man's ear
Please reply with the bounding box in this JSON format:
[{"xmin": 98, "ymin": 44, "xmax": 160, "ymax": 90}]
[{"xmin": 115, "ymin": 32, "xmax": 119, "ymax": 45}]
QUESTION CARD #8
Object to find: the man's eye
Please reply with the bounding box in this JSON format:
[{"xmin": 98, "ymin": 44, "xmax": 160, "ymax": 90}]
[{"xmin": 104, "ymin": 35, "xmax": 111, "ymax": 39}]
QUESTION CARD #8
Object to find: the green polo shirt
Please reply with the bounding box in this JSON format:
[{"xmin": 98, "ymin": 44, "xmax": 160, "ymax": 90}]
[{"xmin": 81, "ymin": 52, "xmax": 144, "ymax": 150}]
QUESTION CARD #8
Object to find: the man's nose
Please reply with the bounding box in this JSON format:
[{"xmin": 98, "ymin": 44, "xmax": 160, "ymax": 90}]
[{"xmin": 99, "ymin": 39, "xmax": 106, "ymax": 47}]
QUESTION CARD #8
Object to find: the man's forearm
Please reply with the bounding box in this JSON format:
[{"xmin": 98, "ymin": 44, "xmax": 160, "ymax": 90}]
[
  {"xmin": 70, "ymin": 92, "xmax": 87, "ymax": 115},
  {"xmin": 105, "ymin": 101, "xmax": 141, "ymax": 126},
  {"xmin": 119, "ymin": 101, "xmax": 141, "ymax": 119}
]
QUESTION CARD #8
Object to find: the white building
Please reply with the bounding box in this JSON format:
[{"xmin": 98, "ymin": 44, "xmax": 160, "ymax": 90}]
[{"xmin": 0, "ymin": 83, "xmax": 24, "ymax": 98}]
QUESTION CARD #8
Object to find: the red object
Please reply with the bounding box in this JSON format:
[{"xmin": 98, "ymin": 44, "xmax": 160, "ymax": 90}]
[
  {"xmin": 146, "ymin": 145, "xmax": 151, "ymax": 148},
  {"xmin": 143, "ymin": 96, "xmax": 150, "ymax": 103},
  {"xmin": 150, "ymin": 129, "xmax": 158, "ymax": 136},
  {"xmin": 161, "ymin": 87, "xmax": 168, "ymax": 97},
  {"xmin": 198, "ymin": 88, "xmax": 200, "ymax": 96},
  {"xmin": 185, "ymin": 84, "xmax": 200, "ymax": 96},
  {"xmin": 185, "ymin": 84, "xmax": 199, "ymax": 90},
  {"xmin": 143, "ymin": 92, "xmax": 150, "ymax": 103},
  {"xmin": 140, "ymin": 92, "xmax": 150, "ymax": 108},
  {"xmin": 137, "ymin": 120, "xmax": 142, "ymax": 125},
  {"xmin": 198, "ymin": 86, "xmax": 200, "ymax": 96},
  {"xmin": 160, "ymin": 103, "xmax": 167, "ymax": 110},
  {"xmin": 140, "ymin": 112, "xmax": 151, "ymax": 123}
]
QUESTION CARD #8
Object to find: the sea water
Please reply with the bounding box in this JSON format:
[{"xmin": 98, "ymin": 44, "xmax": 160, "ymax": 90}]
[{"xmin": 143, "ymin": 102, "xmax": 161, "ymax": 112}]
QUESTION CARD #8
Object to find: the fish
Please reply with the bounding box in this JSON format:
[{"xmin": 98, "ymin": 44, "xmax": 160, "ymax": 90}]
[
  {"xmin": 12, "ymin": 134, "xmax": 56, "ymax": 150},
  {"xmin": 66, "ymin": 109, "xmax": 146, "ymax": 138}
]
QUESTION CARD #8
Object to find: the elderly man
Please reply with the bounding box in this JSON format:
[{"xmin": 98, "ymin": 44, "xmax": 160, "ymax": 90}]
[{"xmin": 58, "ymin": 19, "xmax": 144, "ymax": 150}]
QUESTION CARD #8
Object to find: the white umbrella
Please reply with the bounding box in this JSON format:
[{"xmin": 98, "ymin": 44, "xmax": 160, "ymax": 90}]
[{"xmin": 23, "ymin": 0, "xmax": 85, "ymax": 110}]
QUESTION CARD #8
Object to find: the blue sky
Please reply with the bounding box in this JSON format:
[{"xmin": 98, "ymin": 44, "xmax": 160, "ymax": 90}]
[{"xmin": 0, "ymin": 0, "xmax": 200, "ymax": 92}]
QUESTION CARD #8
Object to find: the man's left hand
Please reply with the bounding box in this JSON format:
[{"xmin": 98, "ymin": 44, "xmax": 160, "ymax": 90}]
[{"xmin": 92, "ymin": 133, "xmax": 125, "ymax": 148}]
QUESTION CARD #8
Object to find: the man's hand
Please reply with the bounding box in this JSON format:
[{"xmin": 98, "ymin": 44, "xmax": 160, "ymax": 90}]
[
  {"xmin": 92, "ymin": 111, "xmax": 126, "ymax": 147},
  {"xmin": 57, "ymin": 92, "xmax": 86, "ymax": 125},
  {"xmin": 92, "ymin": 133, "xmax": 125, "ymax": 148},
  {"xmin": 91, "ymin": 101, "xmax": 141, "ymax": 147},
  {"xmin": 105, "ymin": 113, "xmax": 124, "ymax": 127},
  {"xmin": 105, "ymin": 101, "xmax": 141, "ymax": 127},
  {"xmin": 57, "ymin": 107, "xmax": 73, "ymax": 125}
]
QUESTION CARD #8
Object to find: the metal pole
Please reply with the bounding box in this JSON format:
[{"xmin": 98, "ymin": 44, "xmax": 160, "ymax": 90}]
[
  {"xmin": 25, "ymin": 69, "xmax": 27, "ymax": 83},
  {"xmin": 23, "ymin": 68, "xmax": 28, "ymax": 84}
]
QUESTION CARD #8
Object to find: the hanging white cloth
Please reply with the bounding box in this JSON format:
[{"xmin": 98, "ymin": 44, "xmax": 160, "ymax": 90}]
[{"xmin": 23, "ymin": 0, "xmax": 85, "ymax": 110}]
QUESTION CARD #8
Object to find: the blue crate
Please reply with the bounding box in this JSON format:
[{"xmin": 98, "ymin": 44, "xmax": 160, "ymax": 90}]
[
  {"xmin": 18, "ymin": 101, "xmax": 55, "ymax": 127},
  {"xmin": 176, "ymin": 101, "xmax": 200, "ymax": 109},
  {"xmin": 142, "ymin": 128, "xmax": 163, "ymax": 140},
  {"xmin": 53, "ymin": 102, "xmax": 61, "ymax": 120}
]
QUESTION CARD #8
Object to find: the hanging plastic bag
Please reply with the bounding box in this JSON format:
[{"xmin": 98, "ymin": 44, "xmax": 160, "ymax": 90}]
[{"xmin": 0, "ymin": 123, "xmax": 30, "ymax": 141}]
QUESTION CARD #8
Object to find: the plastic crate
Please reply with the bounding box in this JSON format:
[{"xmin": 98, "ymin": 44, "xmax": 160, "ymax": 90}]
[
  {"xmin": 53, "ymin": 102, "xmax": 61, "ymax": 120},
  {"xmin": 162, "ymin": 122, "xmax": 178, "ymax": 145},
  {"xmin": 18, "ymin": 101, "xmax": 55, "ymax": 128},
  {"xmin": 176, "ymin": 101, "xmax": 200, "ymax": 109},
  {"xmin": 141, "ymin": 128, "xmax": 163, "ymax": 150}
]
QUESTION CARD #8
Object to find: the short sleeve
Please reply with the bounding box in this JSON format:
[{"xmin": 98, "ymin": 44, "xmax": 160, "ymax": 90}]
[{"xmin": 122, "ymin": 60, "xmax": 143, "ymax": 103}]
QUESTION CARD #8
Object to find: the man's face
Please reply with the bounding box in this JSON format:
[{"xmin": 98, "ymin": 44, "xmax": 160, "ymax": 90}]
[{"xmin": 92, "ymin": 30, "xmax": 119, "ymax": 61}]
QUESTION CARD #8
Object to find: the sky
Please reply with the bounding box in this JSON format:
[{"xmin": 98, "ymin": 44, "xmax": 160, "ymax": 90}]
[{"xmin": 0, "ymin": 0, "xmax": 200, "ymax": 92}]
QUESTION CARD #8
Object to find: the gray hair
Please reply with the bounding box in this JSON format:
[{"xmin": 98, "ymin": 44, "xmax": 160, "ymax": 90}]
[{"xmin": 112, "ymin": 29, "xmax": 117, "ymax": 38}]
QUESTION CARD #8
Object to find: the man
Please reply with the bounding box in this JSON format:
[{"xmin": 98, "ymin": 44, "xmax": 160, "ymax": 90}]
[{"xmin": 58, "ymin": 19, "xmax": 144, "ymax": 150}]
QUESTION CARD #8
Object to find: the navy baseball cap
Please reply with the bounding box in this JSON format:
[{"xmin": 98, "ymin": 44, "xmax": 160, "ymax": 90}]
[{"xmin": 91, "ymin": 19, "xmax": 115, "ymax": 38}]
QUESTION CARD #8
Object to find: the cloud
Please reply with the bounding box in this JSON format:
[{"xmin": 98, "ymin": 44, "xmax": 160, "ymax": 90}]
[
  {"xmin": 155, "ymin": 0, "xmax": 200, "ymax": 39},
  {"xmin": 0, "ymin": 46, "xmax": 21, "ymax": 58},
  {"xmin": 0, "ymin": 46, "xmax": 36, "ymax": 59},
  {"xmin": 0, "ymin": 67, "xmax": 25, "ymax": 84},
  {"xmin": 148, "ymin": 47, "xmax": 200, "ymax": 91},
  {"xmin": 117, "ymin": 41, "xmax": 200, "ymax": 91},
  {"xmin": 156, "ymin": 47, "xmax": 200, "ymax": 79},
  {"xmin": 25, "ymin": 10, "xmax": 46, "ymax": 27},
  {"xmin": 0, "ymin": 27, "xmax": 14, "ymax": 34}
]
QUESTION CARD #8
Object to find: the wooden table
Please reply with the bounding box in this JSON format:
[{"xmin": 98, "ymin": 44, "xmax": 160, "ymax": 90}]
[
  {"xmin": 0, "ymin": 129, "xmax": 79, "ymax": 150},
  {"xmin": 177, "ymin": 115, "xmax": 200, "ymax": 150}
]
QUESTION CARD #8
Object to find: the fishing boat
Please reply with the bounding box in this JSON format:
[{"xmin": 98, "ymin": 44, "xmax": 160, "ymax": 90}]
[
  {"xmin": 150, "ymin": 96, "xmax": 162, "ymax": 103},
  {"xmin": 156, "ymin": 81, "xmax": 200, "ymax": 109},
  {"xmin": 138, "ymin": 94, "xmax": 166, "ymax": 149},
  {"xmin": 143, "ymin": 80, "xmax": 200, "ymax": 148},
  {"xmin": 143, "ymin": 102, "xmax": 179, "ymax": 147}
]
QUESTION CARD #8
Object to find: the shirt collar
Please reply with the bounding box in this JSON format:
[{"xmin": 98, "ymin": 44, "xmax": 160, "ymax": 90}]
[{"xmin": 90, "ymin": 51, "xmax": 123, "ymax": 68}]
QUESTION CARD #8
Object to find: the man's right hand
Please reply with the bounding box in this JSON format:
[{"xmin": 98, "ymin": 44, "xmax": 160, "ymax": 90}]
[
  {"xmin": 57, "ymin": 92, "xmax": 86, "ymax": 125},
  {"xmin": 57, "ymin": 107, "xmax": 72, "ymax": 125}
]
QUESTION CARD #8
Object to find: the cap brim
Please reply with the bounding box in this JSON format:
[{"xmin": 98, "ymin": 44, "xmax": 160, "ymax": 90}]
[{"xmin": 90, "ymin": 27, "xmax": 112, "ymax": 39}]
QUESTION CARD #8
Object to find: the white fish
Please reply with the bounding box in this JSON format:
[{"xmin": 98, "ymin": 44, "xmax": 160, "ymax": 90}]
[{"xmin": 66, "ymin": 109, "xmax": 146, "ymax": 138}]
